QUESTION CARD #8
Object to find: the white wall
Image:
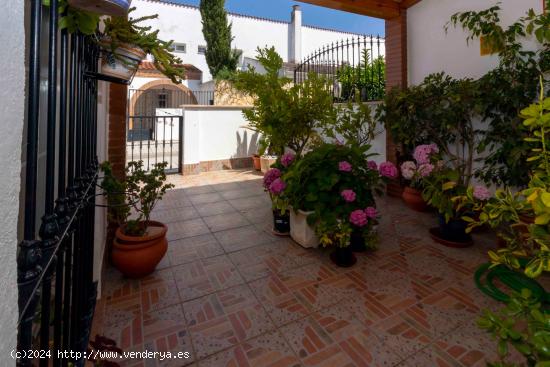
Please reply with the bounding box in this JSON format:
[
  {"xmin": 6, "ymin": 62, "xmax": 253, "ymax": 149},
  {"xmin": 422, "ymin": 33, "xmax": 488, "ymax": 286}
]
[
  {"xmin": 407, "ymin": 0, "xmax": 544, "ymax": 85},
  {"xmin": 0, "ymin": 0, "xmax": 25, "ymax": 359},
  {"xmin": 94, "ymin": 82, "xmax": 110, "ymax": 296},
  {"xmin": 131, "ymin": 0, "xmax": 373, "ymax": 83},
  {"xmin": 181, "ymin": 106, "xmax": 259, "ymax": 165}
]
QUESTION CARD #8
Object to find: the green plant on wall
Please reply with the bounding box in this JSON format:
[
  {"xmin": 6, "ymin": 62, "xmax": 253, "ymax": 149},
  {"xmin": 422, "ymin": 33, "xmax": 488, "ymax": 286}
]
[{"xmin": 446, "ymin": 3, "xmax": 549, "ymax": 187}]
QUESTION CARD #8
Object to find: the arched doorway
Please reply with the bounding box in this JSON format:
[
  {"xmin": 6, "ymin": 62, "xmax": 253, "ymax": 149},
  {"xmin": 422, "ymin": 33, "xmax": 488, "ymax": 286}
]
[
  {"xmin": 127, "ymin": 80, "xmax": 196, "ymax": 173},
  {"xmin": 128, "ymin": 79, "xmax": 199, "ymax": 116}
]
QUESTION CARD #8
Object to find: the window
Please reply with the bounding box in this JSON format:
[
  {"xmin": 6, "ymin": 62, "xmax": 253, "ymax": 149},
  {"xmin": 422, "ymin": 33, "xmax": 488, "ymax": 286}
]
[
  {"xmin": 198, "ymin": 45, "xmax": 207, "ymax": 55},
  {"xmin": 171, "ymin": 43, "xmax": 186, "ymax": 53},
  {"xmin": 157, "ymin": 93, "xmax": 167, "ymax": 108}
]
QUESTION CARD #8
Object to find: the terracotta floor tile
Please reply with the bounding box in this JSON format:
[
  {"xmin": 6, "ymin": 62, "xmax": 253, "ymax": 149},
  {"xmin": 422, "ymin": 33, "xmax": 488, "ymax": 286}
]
[
  {"xmin": 189, "ymin": 192, "xmax": 224, "ymax": 205},
  {"xmin": 167, "ymin": 218, "xmax": 211, "ymax": 241},
  {"xmin": 398, "ymin": 289, "xmax": 479, "ymax": 340},
  {"xmin": 92, "ymin": 170, "xmax": 514, "ymax": 367},
  {"xmin": 203, "ymin": 212, "xmax": 251, "ymax": 233},
  {"xmin": 229, "ymin": 244, "xmax": 299, "ymax": 282},
  {"xmin": 214, "ymin": 225, "xmax": 274, "ymax": 253},
  {"xmin": 184, "ymin": 285, "xmax": 276, "ymax": 359},
  {"xmin": 173, "ymin": 255, "xmax": 245, "ymax": 301},
  {"xmin": 221, "ymin": 188, "xmax": 265, "ymax": 200},
  {"xmin": 151, "ymin": 206, "xmax": 201, "ymax": 224},
  {"xmin": 184, "ymin": 185, "xmax": 216, "ymax": 195},
  {"xmin": 168, "ymin": 234, "xmax": 225, "ymax": 266},
  {"xmin": 142, "ymin": 305, "xmax": 194, "ymax": 366},
  {"xmin": 228, "ymin": 196, "xmax": 271, "ymax": 211},
  {"xmin": 371, "ymin": 314, "xmax": 432, "ymax": 357},
  {"xmin": 199, "ymin": 330, "xmax": 301, "ymax": 367},
  {"xmin": 195, "ymin": 201, "xmax": 237, "ymax": 217}
]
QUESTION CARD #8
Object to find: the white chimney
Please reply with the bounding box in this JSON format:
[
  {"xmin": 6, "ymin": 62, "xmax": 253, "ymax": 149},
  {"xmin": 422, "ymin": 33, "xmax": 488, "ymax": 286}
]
[{"xmin": 290, "ymin": 5, "xmax": 302, "ymax": 63}]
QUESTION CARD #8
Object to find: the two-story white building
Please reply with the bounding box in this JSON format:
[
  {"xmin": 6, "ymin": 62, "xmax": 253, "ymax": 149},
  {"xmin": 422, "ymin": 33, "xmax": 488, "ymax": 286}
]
[{"xmin": 129, "ymin": 0, "xmax": 385, "ymax": 97}]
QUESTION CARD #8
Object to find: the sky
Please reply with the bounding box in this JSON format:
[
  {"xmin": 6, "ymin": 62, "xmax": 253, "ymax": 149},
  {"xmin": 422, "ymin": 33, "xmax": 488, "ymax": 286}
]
[{"xmin": 169, "ymin": 0, "xmax": 385, "ymax": 36}]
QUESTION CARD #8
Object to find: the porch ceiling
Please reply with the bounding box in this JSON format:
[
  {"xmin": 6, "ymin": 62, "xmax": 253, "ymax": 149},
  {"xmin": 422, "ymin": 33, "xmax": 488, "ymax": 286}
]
[{"xmin": 296, "ymin": 0, "xmax": 421, "ymax": 19}]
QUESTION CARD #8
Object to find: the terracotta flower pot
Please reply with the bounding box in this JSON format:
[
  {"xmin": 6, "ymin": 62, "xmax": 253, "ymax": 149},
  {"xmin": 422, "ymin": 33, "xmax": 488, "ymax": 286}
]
[
  {"xmin": 402, "ymin": 186, "xmax": 429, "ymax": 212},
  {"xmin": 252, "ymin": 155, "xmax": 261, "ymax": 171},
  {"xmin": 112, "ymin": 221, "xmax": 168, "ymax": 278}
]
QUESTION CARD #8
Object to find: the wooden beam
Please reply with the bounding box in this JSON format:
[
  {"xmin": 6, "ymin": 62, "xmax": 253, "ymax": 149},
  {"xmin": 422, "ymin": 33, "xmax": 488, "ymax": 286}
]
[
  {"xmin": 296, "ymin": 0, "xmax": 401, "ymax": 19},
  {"xmin": 398, "ymin": 0, "xmax": 421, "ymax": 8}
]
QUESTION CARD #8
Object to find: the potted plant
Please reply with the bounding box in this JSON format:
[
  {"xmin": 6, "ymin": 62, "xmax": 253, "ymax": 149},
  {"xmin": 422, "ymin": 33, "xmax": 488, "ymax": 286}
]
[
  {"xmin": 454, "ymin": 82, "xmax": 550, "ymax": 367},
  {"xmin": 234, "ymin": 47, "xmax": 335, "ymax": 163},
  {"xmin": 100, "ymin": 9, "xmax": 186, "ymax": 83},
  {"xmin": 284, "ymin": 143, "xmax": 397, "ymax": 260},
  {"xmin": 262, "ymin": 153, "xmax": 296, "ymax": 235},
  {"xmin": 100, "ymin": 160, "xmax": 174, "ymax": 278},
  {"xmin": 252, "ymin": 154, "xmax": 261, "ymax": 171},
  {"xmin": 399, "ymin": 144, "xmax": 439, "ymax": 212}
]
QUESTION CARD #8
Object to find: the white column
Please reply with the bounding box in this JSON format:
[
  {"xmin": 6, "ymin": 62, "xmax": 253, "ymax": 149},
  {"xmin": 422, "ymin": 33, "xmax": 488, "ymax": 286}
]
[{"xmin": 290, "ymin": 5, "xmax": 302, "ymax": 63}]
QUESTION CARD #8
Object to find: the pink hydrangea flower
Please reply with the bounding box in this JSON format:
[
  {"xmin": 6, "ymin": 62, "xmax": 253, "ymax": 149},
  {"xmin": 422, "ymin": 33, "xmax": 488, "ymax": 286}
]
[
  {"xmin": 367, "ymin": 160, "xmax": 378, "ymax": 171},
  {"xmin": 350, "ymin": 209, "xmax": 368, "ymax": 227},
  {"xmin": 341, "ymin": 189, "xmax": 356, "ymax": 202},
  {"xmin": 418, "ymin": 163, "xmax": 434, "ymax": 177},
  {"xmin": 379, "ymin": 162, "xmax": 398, "ymax": 179},
  {"xmin": 473, "ymin": 185, "xmax": 491, "ymax": 201},
  {"xmin": 364, "ymin": 206, "xmax": 377, "ymax": 219},
  {"xmin": 281, "ymin": 153, "xmax": 295, "ymax": 168},
  {"xmin": 263, "ymin": 168, "xmax": 281, "ymax": 189},
  {"xmin": 269, "ymin": 178, "xmax": 286, "ymax": 195},
  {"xmin": 339, "ymin": 161, "xmax": 352, "ymax": 172},
  {"xmin": 400, "ymin": 161, "xmax": 416, "ymax": 180},
  {"xmin": 413, "ymin": 144, "xmax": 438, "ymax": 165}
]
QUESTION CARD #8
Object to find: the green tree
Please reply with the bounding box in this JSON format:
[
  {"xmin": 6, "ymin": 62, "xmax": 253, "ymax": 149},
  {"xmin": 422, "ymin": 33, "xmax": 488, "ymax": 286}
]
[{"xmin": 199, "ymin": 0, "xmax": 241, "ymax": 79}]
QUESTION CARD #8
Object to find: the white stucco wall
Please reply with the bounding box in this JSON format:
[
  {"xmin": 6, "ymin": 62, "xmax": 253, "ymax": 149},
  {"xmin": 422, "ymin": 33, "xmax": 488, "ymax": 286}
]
[
  {"xmin": 0, "ymin": 0, "xmax": 25, "ymax": 359},
  {"xmin": 94, "ymin": 82, "xmax": 110, "ymax": 296},
  {"xmin": 131, "ymin": 0, "xmax": 373, "ymax": 83},
  {"xmin": 181, "ymin": 106, "xmax": 258, "ymax": 165},
  {"xmin": 407, "ymin": 0, "xmax": 544, "ymax": 85}
]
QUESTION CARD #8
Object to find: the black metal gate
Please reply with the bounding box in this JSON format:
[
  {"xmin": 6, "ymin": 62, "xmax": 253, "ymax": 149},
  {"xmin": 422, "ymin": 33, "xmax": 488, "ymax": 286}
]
[
  {"xmin": 294, "ymin": 35, "xmax": 386, "ymax": 102},
  {"xmin": 126, "ymin": 115, "xmax": 183, "ymax": 173},
  {"xmin": 18, "ymin": 0, "xmax": 100, "ymax": 366}
]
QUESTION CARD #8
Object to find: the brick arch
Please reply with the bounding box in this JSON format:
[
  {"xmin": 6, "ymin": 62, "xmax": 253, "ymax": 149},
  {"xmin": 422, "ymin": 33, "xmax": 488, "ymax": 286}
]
[{"xmin": 128, "ymin": 79, "xmax": 198, "ymax": 117}]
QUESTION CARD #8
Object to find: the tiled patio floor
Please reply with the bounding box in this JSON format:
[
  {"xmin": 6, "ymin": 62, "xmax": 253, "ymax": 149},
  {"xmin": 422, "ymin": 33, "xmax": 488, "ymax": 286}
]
[{"xmin": 92, "ymin": 169, "xmax": 528, "ymax": 367}]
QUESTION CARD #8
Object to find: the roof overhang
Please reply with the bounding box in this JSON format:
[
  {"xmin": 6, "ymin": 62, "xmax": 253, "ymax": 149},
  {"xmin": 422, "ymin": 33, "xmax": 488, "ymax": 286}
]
[{"xmin": 295, "ymin": 0, "xmax": 421, "ymax": 19}]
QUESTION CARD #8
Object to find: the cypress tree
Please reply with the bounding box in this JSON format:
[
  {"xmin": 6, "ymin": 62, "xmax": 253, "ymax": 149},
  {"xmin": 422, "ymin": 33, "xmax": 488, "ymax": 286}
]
[{"xmin": 199, "ymin": 0, "xmax": 241, "ymax": 79}]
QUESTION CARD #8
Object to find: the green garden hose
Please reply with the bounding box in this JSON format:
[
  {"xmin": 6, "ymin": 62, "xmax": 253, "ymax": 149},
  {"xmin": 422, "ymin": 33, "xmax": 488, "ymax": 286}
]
[{"xmin": 474, "ymin": 262, "xmax": 550, "ymax": 309}]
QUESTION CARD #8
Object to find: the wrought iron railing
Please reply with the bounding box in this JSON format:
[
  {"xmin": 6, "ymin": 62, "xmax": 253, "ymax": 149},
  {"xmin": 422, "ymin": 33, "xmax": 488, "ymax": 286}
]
[
  {"xmin": 294, "ymin": 35, "xmax": 386, "ymax": 102},
  {"xmin": 126, "ymin": 115, "xmax": 183, "ymax": 173},
  {"xmin": 18, "ymin": 0, "xmax": 101, "ymax": 366}
]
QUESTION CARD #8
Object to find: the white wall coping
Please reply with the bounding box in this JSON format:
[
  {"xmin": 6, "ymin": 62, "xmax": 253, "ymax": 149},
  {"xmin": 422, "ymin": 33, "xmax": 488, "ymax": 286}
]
[{"xmin": 180, "ymin": 105, "xmax": 253, "ymax": 110}]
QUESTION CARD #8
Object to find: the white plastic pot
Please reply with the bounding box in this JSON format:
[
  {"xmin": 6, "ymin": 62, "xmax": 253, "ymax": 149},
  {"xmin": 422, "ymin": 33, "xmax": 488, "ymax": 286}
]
[
  {"xmin": 100, "ymin": 43, "xmax": 145, "ymax": 81},
  {"xmin": 69, "ymin": 0, "xmax": 131, "ymax": 17},
  {"xmin": 290, "ymin": 209, "xmax": 319, "ymax": 248},
  {"xmin": 260, "ymin": 156, "xmax": 278, "ymax": 173}
]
